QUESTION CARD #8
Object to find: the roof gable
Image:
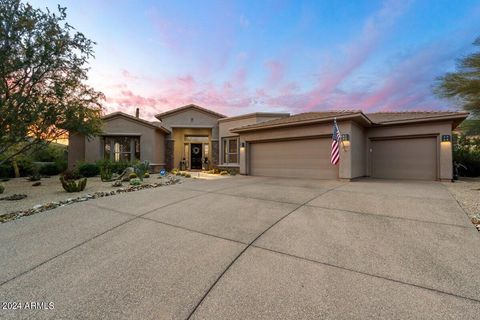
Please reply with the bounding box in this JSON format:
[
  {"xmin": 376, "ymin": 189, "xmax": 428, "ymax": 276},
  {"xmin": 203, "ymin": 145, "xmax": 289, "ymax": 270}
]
[
  {"xmin": 102, "ymin": 112, "xmax": 170, "ymax": 134},
  {"xmin": 155, "ymin": 104, "xmax": 226, "ymax": 120}
]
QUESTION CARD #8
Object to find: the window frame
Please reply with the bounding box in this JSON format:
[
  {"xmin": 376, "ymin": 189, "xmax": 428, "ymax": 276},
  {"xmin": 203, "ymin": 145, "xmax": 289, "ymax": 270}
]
[
  {"xmin": 222, "ymin": 137, "xmax": 239, "ymax": 165},
  {"xmin": 103, "ymin": 136, "xmax": 140, "ymax": 162}
]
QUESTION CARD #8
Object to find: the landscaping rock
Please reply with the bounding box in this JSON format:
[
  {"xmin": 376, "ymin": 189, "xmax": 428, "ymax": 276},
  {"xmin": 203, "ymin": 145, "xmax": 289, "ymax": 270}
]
[
  {"xmin": 471, "ymin": 213, "xmax": 480, "ymax": 225},
  {"xmin": 32, "ymin": 182, "xmax": 41, "ymax": 187}
]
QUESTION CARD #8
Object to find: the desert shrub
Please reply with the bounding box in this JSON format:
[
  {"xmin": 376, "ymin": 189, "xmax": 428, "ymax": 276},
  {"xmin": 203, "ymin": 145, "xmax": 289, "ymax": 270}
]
[
  {"xmin": 453, "ymin": 134, "xmax": 480, "ymax": 177},
  {"xmin": 28, "ymin": 168, "xmax": 42, "ymax": 181},
  {"xmin": 143, "ymin": 172, "xmax": 150, "ymax": 178},
  {"xmin": 171, "ymin": 168, "xmax": 179, "ymax": 175},
  {"xmin": 59, "ymin": 176, "xmax": 87, "ymax": 192},
  {"xmin": 220, "ymin": 170, "xmax": 228, "ymax": 175},
  {"xmin": 129, "ymin": 178, "xmax": 141, "ymax": 186},
  {"xmin": 77, "ymin": 162, "xmax": 100, "ymax": 177},
  {"xmin": 0, "ymin": 164, "xmax": 14, "ymax": 178},
  {"xmin": 185, "ymin": 173, "xmax": 191, "ymax": 178},
  {"xmin": 180, "ymin": 172, "xmax": 186, "ymax": 177},
  {"xmin": 109, "ymin": 161, "xmax": 134, "ymax": 174},
  {"xmin": 133, "ymin": 160, "xmax": 150, "ymax": 180},
  {"xmin": 39, "ymin": 163, "xmax": 61, "ymax": 176},
  {"xmin": 129, "ymin": 172, "xmax": 138, "ymax": 180},
  {"xmin": 0, "ymin": 184, "xmax": 4, "ymax": 194},
  {"xmin": 97, "ymin": 160, "xmax": 113, "ymax": 181}
]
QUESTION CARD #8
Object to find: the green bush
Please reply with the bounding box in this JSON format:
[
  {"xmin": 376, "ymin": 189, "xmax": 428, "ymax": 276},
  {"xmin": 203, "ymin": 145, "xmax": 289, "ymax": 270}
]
[
  {"xmin": 453, "ymin": 134, "xmax": 480, "ymax": 177},
  {"xmin": 129, "ymin": 178, "xmax": 141, "ymax": 186},
  {"xmin": 77, "ymin": 162, "xmax": 100, "ymax": 177},
  {"xmin": 171, "ymin": 168, "xmax": 179, "ymax": 175},
  {"xmin": 144, "ymin": 172, "xmax": 150, "ymax": 178},
  {"xmin": 0, "ymin": 184, "xmax": 4, "ymax": 194},
  {"xmin": 60, "ymin": 176, "xmax": 87, "ymax": 192},
  {"xmin": 29, "ymin": 143, "xmax": 66, "ymax": 162},
  {"xmin": 110, "ymin": 161, "xmax": 134, "ymax": 174},
  {"xmin": 220, "ymin": 170, "xmax": 228, "ymax": 175},
  {"xmin": 185, "ymin": 173, "xmax": 191, "ymax": 178},
  {"xmin": 129, "ymin": 172, "xmax": 138, "ymax": 179},
  {"xmin": 39, "ymin": 163, "xmax": 61, "ymax": 176}
]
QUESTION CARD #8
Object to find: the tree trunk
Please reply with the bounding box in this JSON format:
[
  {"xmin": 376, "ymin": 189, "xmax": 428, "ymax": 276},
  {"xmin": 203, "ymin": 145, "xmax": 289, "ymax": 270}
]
[{"xmin": 12, "ymin": 159, "xmax": 20, "ymax": 178}]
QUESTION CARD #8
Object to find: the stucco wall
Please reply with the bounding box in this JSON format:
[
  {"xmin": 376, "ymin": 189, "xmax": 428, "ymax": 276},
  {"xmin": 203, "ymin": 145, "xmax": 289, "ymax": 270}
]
[
  {"xmin": 238, "ymin": 121, "xmax": 354, "ymax": 178},
  {"xmin": 365, "ymin": 121, "xmax": 453, "ymax": 180},
  {"xmin": 67, "ymin": 133, "xmax": 86, "ymax": 170},
  {"xmin": 159, "ymin": 109, "xmax": 220, "ymax": 140},
  {"xmin": 350, "ymin": 122, "xmax": 367, "ymax": 178},
  {"xmin": 218, "ymin": 114, "xmax": 287, "ymax": 167},
  {"xmin": 82, "ymin": 116, "xmax": 166, "ymax": 166}
]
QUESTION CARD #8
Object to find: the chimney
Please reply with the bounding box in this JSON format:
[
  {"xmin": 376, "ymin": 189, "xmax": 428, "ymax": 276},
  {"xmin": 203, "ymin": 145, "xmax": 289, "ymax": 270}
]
[{"xmin": 135, "ymin": 107, "xmax": 140, "ymax": 118}]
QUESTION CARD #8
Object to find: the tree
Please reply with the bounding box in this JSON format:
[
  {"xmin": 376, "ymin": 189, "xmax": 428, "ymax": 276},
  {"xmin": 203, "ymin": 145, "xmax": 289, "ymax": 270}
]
[
  {"xmin": 435, "ymin": 37, "xmax": 480, "ymax": 118},
  {"xmin": 0, "ymin": 0, "xmax": 104, "ymax": 166}
]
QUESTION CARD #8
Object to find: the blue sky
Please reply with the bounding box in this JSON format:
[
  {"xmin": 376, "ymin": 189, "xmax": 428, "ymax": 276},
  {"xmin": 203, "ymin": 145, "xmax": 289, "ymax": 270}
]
[{"xmin": 30, "ymin": 0, "xmax": 480, "ymax": 118}]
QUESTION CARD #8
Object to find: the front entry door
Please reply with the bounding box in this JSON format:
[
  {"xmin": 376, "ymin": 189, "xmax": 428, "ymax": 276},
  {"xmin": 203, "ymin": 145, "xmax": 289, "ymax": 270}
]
[{"xmin": 190, "ymin": 143, "xmax": 203, "ymax": 169}]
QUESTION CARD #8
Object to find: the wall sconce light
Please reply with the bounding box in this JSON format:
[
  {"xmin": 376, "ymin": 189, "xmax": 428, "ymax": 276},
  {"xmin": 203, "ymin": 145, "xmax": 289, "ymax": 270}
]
[
  {"xmin": 341, "ymin": 134, "xmax": 350, "ymax": 142},
  {"xmin": 241, "ymin": 142, "xmax": 245, "ymax": 148},
  {"xmin": 441, "ymin": 135, "xmax": 451, "ymax": 142}
]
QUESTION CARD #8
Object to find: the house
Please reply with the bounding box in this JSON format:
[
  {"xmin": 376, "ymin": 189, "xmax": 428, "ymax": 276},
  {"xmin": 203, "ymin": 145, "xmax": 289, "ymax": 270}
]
[{"xmin": 68, "ymin": 104, "xmax": 468, "ymax": 181}]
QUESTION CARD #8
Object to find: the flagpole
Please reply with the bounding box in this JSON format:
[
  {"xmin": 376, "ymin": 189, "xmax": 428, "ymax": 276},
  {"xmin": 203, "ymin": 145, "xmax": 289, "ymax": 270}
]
[{"xmin": 335, "ymin": 117, "xmax": 347, "ymax": 151}]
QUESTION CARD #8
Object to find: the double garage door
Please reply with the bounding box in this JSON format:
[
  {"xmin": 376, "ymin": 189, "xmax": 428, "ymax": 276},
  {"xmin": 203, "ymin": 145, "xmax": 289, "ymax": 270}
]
[
  {"xmin": 249, "ymin": 138, "xmax": 338, "ymax": 179},
  {"xmin": 370, "ymin": 137, "xmax": 437, "ymax": 180}
]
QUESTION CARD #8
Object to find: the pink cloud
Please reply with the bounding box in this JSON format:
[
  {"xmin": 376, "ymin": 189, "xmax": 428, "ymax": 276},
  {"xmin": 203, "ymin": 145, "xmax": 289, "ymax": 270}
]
[
  {"xmin": 303, "ymin": 0, "xmax": 412, "ymax": 111},
  {"xmin": 264, "ymin": 60, "xmax": 285, "ymax": 86}
]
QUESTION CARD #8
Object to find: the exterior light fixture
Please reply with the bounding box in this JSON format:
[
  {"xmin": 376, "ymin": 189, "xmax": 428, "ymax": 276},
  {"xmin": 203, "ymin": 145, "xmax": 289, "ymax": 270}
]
[
  {"xmin": 441, "ymin": 135, "xmax": 451, "ymax": 142},
  {"xmin": 341, "ymin": 134, "xmax": 350, "ymax": 142},
  {"xmin": 241, "ymin": 142, "xmax": 245, "ymax": 148}
]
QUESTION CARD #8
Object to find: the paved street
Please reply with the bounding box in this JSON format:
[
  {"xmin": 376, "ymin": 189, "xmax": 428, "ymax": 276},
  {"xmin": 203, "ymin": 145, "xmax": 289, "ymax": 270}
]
[{"xmin": 1, "ymin": 176, "xmax": 479, "ymax": 319}]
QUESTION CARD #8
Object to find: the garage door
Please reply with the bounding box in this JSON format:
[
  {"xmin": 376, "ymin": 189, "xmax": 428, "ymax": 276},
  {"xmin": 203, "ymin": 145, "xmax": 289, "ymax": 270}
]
[
  {"xmin": 249, "ymin": 138, "xmax": 338, "ymax": 179},
  {"xmin": 371, "ymin": 137, "xmax": 437, "ymax": 180}
]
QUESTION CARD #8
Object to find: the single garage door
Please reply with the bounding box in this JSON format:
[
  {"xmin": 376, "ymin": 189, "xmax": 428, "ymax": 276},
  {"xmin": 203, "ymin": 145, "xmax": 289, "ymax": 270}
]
[
  {"xmin": 249, "ymin": 138, "xmax": 338, "ymax": 179},
  {"xmin": 371, "ymin": 137, "xmax": 437, "ymax": 180}
]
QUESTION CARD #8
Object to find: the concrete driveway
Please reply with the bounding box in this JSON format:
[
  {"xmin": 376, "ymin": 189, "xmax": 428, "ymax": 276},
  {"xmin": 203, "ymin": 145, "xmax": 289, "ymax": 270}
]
[{"xmin": 1, "ymin": 177, "xmax": 479, "ymax": 319}]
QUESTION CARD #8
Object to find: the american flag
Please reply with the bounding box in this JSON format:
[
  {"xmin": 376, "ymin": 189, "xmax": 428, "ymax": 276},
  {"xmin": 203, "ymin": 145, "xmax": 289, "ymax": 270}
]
[{"xmin": 331, "ymin": 119, "xmax": 341, "ymax": 165}]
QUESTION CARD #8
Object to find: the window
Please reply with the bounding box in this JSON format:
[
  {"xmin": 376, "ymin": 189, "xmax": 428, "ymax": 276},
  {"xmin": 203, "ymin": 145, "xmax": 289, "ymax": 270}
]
[
  {"xmin": 104, "ymin": 136, "xmax": 140, "ymax": 162},
  {"xmin": 222, "ymin": 137, "xmax": 239, "ymax": 164}
]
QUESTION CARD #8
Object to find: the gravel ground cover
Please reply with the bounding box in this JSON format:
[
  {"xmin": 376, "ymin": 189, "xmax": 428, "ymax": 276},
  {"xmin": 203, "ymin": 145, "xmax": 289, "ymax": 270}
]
[{"xmin": 443, "ymin": 177, "xmax": 480, "ymax": 230}]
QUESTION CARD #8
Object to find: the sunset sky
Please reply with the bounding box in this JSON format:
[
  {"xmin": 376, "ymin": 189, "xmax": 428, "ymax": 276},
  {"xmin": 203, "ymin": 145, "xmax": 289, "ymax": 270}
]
[{"xmin": 30, "ymin": 0, "xmax": 480, "ymax": 119}]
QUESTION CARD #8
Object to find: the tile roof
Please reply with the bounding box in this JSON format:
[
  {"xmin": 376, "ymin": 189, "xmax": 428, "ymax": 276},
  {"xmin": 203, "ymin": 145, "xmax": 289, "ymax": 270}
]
[
  {"xmin": 155, "ymin": 104, "xmax": 226, "ymax": 119},
  {"xmin": 232, "ymin": 110, "xmax": 362, "ymax": 131},
  {"xmin": 365, "ymin": 111, "xmax": 468, "ymax": 124},
  {"xmin": 102, "ymin": 112, "xmax": 170, "ymax": 133},
  {"xmin": 232, "ymin": 110, "xmax": 469, "ymax": 132}
]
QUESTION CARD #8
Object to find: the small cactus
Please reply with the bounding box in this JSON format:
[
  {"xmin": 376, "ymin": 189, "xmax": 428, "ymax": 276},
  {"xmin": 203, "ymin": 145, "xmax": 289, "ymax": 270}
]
[
  {"xmin": 60, "ymin": 176, "xmax": 87, "ymax": 192},
  {"xmin": 129, "ymin": 178, "xmax": 141, "ymax": 186}
]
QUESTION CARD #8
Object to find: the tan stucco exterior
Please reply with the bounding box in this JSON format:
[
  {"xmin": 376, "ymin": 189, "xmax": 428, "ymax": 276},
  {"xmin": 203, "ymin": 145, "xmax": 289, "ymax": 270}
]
[
  {"xmin": 68, "ymin": 105, "xmax": 465, "ymax": 180},
  {"xmin": 68, "ymin": 113, "xmax": 167, "ymax": 172},
  {"xmin": 365, "ymin": 121, "xmax": 453, "ymax": 180},
  {"xmin": 218, "ymin": 113, "xmax": 289, "ymax": 168}
]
